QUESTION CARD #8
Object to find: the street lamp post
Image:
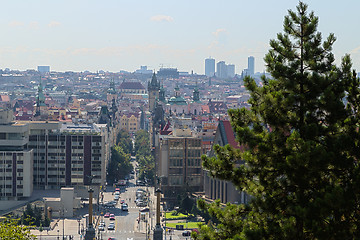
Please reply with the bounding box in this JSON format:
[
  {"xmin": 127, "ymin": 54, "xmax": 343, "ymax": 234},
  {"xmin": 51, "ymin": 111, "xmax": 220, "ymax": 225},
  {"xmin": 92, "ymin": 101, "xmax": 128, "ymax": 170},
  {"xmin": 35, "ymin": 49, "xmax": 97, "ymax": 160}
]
[
  {"xmin": 164, "ymin": 206, "xmax": 167, "ymax": 240},
  {"xmin": 153, "ymin": 188, "xmax": 163, "ymax": 240},
  {"xmin": 62, "ymin": 209, "xmax": 65, "ymax": 240},
  {"xmin": 77, "ymin": 218, "xmax": 81, "ymax": 234}
]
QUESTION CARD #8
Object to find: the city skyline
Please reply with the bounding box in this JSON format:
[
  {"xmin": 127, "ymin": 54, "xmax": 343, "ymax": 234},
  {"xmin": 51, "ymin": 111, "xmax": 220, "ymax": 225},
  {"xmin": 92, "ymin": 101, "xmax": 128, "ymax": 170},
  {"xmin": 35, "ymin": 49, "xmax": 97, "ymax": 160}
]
[{"xmin": 0, "ymin": 1, "xmax": 359, "ymax": 74}]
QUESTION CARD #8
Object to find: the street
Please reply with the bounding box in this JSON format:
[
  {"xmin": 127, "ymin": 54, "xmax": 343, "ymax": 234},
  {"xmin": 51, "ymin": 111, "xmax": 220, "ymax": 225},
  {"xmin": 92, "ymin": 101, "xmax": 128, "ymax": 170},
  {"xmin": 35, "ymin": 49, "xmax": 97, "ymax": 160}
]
[{"xmin": 30, "ymin": 161, "xmax": 192, "ymax": 240}]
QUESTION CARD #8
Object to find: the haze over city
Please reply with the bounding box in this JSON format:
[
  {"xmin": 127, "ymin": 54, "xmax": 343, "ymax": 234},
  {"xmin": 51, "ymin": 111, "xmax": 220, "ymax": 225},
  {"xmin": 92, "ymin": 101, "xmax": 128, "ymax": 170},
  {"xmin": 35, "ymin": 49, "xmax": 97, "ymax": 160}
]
[{"xmin": 1, "ymin": 0, "xmax": 360, "ymax": 73}]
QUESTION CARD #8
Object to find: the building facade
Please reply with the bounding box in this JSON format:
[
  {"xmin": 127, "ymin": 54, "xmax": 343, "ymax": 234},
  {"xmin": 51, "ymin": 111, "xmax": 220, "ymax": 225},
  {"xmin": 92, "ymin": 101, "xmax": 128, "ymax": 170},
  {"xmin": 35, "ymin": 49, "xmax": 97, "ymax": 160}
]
[
  {"xmin": 0, "ymin": 108, "xmax": 34, "ymax": 200},
  {"xmin": 248, "ymin": 56, "xmax": 255, "ymax": 76},
  {"xmin": 158, "ymin": 129, "xmax": 203, "ymax": 201},
  {"xmin": 205, "ymin": 58, "xmax": 215, "ymax": 77},
  {"xmin": 119, "ymin": 113, "xmax": 139, "ymax": 133},
  {"xmin": 204, "ymin": 120, "xmax": 248, "ymax": 204},
  {"xmin": 27, "ymin": 122, "xmax": 107, "ymax": 190}
]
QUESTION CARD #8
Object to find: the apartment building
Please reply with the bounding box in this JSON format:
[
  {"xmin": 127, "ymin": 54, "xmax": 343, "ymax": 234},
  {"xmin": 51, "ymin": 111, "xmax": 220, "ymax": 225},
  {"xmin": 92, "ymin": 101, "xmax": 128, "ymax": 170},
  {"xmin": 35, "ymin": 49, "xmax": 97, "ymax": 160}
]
[
  {"xmin": 26, "ymin": 122, "xmax": 107, "ymax": 190},
  {"xmin": 0, "ymin": 108, "xmax": 33, "ymax": 200},
  {"xmin": 119, "ymin": 113, "xmax": 139, "ymax": 133}
]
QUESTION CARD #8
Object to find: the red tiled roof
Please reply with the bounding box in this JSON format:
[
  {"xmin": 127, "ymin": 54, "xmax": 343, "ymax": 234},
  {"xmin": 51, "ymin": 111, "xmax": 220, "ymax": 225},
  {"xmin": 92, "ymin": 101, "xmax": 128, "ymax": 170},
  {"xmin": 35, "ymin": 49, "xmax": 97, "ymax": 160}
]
[
  {"xmin": 222, "ymin": 120, "xmax": 241, "ymax": 149},
  {"xmin": 0, "ymin": 95, "xmax": 10, "ymax": 102},
  {"xmin": 201, "ymin": 105, "xmax": 210, "ymax": 113}
]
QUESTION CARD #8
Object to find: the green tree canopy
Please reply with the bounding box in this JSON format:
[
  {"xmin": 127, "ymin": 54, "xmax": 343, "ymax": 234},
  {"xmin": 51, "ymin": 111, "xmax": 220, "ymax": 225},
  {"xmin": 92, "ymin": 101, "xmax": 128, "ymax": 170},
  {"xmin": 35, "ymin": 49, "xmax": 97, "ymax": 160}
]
[
  {"xmin": 0, "ymin": 219, "xmax": 34, "ymax": 240},
  {"xmin": 134, "ymin": 130, "xmax": 155, "ymax": 184},
  {"xmin": 116, "ymin": 129, "xmax": 133, "ymax": 154},
  {"xmin": 196, "ymin": 2, "xmax": 360, "ymax": 239},
  {"xmin": 107, "ymin": 145, "xmax": 132, "ymax": 183}
]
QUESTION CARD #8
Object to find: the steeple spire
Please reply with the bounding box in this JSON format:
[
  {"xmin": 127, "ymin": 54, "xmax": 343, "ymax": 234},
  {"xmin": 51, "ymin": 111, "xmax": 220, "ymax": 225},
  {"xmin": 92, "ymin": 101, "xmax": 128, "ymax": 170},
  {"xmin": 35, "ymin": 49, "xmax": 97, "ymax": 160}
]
[{"xmin": 193, "ymin": 79, "xmax": 200, "ymax": 102}]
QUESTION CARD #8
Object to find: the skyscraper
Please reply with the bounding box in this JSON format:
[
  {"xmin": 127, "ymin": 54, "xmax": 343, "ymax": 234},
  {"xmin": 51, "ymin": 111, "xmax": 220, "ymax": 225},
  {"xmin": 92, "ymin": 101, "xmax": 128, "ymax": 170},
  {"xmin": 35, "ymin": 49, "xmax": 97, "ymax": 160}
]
[
  {"xmin": 227, "ymin": 64, "xmax": 235, "ymax": 78},
  {"xmin": 248, "ymin": 56, "xmax": 255, "ymax": 76},
  {"xmin": 216, "ymin": 61, "xmax": 227, "ymax": 79},
  {"xmin": 205, "ymin": 57, "xmax": 215, "ymax": 77},
  {"xmin": 37, "ymin": 66, "xmax": 50, "ymax": 73}
]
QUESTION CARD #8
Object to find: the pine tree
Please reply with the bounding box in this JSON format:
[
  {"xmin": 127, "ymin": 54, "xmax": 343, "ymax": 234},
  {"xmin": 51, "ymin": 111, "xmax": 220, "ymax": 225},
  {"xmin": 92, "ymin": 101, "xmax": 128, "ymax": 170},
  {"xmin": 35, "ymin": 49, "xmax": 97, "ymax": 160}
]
[{"xmin": 196, "ymin": 2, "xmax": 360, "ymax": 239}]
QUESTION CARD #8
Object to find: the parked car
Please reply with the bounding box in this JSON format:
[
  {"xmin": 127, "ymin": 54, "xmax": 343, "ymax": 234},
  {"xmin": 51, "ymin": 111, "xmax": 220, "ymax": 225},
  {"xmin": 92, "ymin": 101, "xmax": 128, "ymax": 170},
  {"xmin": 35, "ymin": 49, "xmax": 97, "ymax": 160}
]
[
  {"xmin": 182, "ymin": 230, "xmax": 191, "ymax": 236},
  {"xmin": 109, "ymin": 214, "xmax": 115, "ymax": 220}
]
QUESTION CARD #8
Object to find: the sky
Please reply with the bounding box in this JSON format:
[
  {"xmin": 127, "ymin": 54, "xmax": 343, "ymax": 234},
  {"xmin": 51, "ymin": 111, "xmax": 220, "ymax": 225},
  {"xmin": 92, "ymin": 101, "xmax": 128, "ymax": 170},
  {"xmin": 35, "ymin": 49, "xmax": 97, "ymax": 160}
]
[{"xmin": 1, "ymin": 0, "xmax": 360, "ymax": 74}]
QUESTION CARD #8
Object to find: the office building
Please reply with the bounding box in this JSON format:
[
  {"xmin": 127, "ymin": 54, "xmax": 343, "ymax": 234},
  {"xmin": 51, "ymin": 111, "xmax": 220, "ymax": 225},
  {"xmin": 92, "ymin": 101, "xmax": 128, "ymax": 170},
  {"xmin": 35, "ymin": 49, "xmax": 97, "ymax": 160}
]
[
  {"xmin": 0, "ymin": 108, "xmax": 33, "ymax": 200},
  {"xmin": 0, "ymin": 108, "xmax": 109, "ymax": 195},
  {"xmin": 248, "ymin": 56, "xmax": 255, "ymax": 76},
  {"xmin": 216, "ymin": 61, "xmax": 227, "ymax": 79},
  {"xmin": 28, "ymin": 122, "xmax": 108, "ymax": 190},
  {"xmin": 205, "ymin": 57, "xmax": 215, "ymax": 77},
  {"xmin": 227, "ymin": 64, "xmax": 235, "ymax": 78},
  {"xmin": 157, "ymin": 68, "xmax": 179, "ymax": 79},
  {"xmin": 157, "ymin": 129, "xmax": 203, "ymax": 201},
  {"xmin": 37, "ymin": 66, "xmax": 50, "ymax": 73}
]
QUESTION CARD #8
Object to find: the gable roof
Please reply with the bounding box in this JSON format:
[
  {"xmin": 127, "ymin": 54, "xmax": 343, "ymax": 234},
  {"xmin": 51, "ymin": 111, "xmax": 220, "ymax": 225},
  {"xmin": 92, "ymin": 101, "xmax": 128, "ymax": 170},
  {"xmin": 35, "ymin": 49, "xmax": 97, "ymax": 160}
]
[
  {"xmin": 218, "ymin": 120, "xmax": 241, "ymax": 149},
  {"xmin": 119, "ymin": 82, "xmax": 145, "ymax": 90}
]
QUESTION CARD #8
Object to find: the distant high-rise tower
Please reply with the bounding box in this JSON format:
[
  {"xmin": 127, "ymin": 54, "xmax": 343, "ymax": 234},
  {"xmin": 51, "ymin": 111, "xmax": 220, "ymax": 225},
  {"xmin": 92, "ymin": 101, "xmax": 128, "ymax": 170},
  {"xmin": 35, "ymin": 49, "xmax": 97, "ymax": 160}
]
[
  {"xmin": 227, "ymin": 64, "xmax": 235, "ymax": 78},
  {"xmin": 248, "ymin": 56, "xmax": 255, "ymax": 76},
  {"xmin": 37, "ymin": 66, "xmax": 50, "ymax": 73},
  {"xmin": 216, "ymin": 61, "xmax": 227, "ymax": 79},
  {"xmin": 205, "ymin": 57, "xmax": 215, "ymax": 77}
]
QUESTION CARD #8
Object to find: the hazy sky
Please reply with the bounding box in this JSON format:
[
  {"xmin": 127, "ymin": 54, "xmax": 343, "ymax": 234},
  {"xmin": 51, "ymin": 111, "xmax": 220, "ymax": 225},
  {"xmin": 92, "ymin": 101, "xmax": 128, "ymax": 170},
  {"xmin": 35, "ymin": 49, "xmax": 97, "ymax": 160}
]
[{"xmin": 1, "ymin": 0, "xmax": 360, "ymax": 74}]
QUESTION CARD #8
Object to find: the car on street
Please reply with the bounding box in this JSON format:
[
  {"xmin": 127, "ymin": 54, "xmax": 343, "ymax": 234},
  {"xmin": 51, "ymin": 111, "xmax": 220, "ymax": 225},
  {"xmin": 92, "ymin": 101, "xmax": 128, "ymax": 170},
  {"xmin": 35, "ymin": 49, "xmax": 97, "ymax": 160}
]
[
  {"xmin": 136, "ymin": 201, "xmax": 147, "ymax": 207},
  {"xmin": 136, "ymin": 180, "xmax": 145, "ymax": 186},
  {"xmin": 98, "ymin": 224, "xmax": 105, "ymax": 231},
  {"xmin": 120, "ymin": 199, "xmax": 125, "ymax": 204},
  {"xmin": 122, "ymin": 203, "xmax": 128, "ymax": 211},
  {"xmin": 182, "ymin": 230, "xmax": 191, "ymax": 236},
  {"xmin": 107, "ymin": 222, "xmax": 115, "ymax": 230},
  {"xmin": 104, "ymin": 212, "xmax": 110, "ymax": 218},
  {"xmin": 115, "ymin": 188, "xmax": 120, "ymax": 192},
  {"xmin": 104, "ymin": 201, "xmax": 116, "ymax": 208},
  {"xmin": 114, "ymin": 195, "xmax": 119, "ymax": 201},
  {"xmin": 100, "ymin": 220, "xmax": 105, "ymax": 227},
  {"xmin": 139, "ymin": 207, "xmax": 150, "ymax": 212},
  {"xmin": 109, "ymin": 214, "xmax": 115, "ymax": 220},
  {"xmin": 108, "ymin": 238, "xmax": 117, "ymax": 240}
]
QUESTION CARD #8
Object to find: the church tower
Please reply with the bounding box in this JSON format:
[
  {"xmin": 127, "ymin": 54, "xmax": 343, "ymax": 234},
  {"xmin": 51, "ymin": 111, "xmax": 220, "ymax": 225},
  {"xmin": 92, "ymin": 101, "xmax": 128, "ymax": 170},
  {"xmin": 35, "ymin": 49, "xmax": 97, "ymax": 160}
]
[
  {"xmin": 148, "ymin": 72, "xmax": 160, "ymax": 112},
  {"xmin": 107, "ymin": 78, "xmax": 117, "ymax": 102},
  {"xmin": 34, "ymin": 78, "xmax": 47, "ymax": 118},
  {"xmin": 193, "ymin": 82, "xmax": 200, "ymax": 102},
  {"xmin": 159, "ymin": 81, "xmax": 166, "ymax": 103}
]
